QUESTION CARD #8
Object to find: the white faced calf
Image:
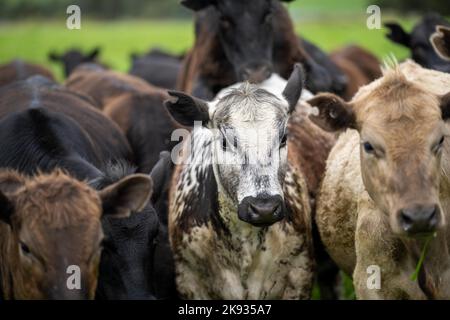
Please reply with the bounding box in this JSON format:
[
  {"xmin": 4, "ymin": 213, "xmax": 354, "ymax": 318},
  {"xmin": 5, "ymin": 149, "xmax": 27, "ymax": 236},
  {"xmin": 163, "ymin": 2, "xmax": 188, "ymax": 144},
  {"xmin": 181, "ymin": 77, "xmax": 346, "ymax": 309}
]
[
  {"xmin": 312, "ymin": 61, "xmax": 450, "ymax": 299},
  {"xmin": 165, "ymin": 65, "xmax": 314, "ymax": 299}
]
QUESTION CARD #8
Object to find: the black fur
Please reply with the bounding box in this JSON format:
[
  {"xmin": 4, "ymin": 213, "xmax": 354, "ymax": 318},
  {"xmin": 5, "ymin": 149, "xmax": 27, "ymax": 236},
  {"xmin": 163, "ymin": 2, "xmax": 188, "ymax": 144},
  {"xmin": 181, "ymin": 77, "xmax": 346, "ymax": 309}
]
[
  {"xmin": 177, "ymin": 163, "xmax": 229, "ymax": 236},
  {"xmin": 385, "ymin": 13, "xmax": 450, "ymax": 72},
  {"xmin": 129, "ymin": 49, "xmax": 183, "ymax": 89},
  {"xmin": 282, "ymin": 63, "xmax": 304, "ymax": 113},
  {"xmin": 93, "ymin": 161, "xmax": 176, "ymax": 300},
  {"xmin": 165, "ymin": 91, "xmax": 210, "ymax": 126}
]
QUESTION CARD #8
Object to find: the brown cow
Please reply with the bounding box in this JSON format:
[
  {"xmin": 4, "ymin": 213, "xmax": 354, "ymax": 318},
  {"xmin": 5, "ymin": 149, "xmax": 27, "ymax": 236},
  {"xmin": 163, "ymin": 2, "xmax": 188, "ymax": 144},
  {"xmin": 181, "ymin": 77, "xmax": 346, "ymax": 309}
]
[
  {"xmin": 65, "ymin": 66, "xmax": 180, "ymax": 172},
  {"xmin": 311, "ymin": 61, "xmax": 450, "ymax": 299},
  {"xmin": 0, "ymin": 60, "xmax": 54, "ymax": 88},
  {"xmin": 65, "ymin": 64, "xmax": 150, "ymax": 107},
  {"xmin": 0, "ymin": 169, "xmax": 152, "ymax": 300},
  {"xmin": 431, "ymin": 26, "xmax": 450, "ymax": 61}
]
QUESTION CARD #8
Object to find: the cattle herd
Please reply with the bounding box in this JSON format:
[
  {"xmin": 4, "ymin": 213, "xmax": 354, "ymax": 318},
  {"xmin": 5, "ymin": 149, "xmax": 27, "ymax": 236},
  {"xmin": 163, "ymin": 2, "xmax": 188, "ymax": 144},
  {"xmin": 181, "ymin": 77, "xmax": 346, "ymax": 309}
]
[{"xmin": 0, "ymin": 0, "xmax": 450, "ymax": 300}]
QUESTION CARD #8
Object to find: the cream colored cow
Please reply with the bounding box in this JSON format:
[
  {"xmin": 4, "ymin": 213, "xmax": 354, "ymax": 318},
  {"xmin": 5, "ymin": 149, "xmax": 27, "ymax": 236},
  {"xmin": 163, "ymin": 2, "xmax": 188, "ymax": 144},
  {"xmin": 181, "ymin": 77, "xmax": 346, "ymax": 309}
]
[{"xmin": 311, "ymin": 60, "xmax": 450, "ymax": 299}]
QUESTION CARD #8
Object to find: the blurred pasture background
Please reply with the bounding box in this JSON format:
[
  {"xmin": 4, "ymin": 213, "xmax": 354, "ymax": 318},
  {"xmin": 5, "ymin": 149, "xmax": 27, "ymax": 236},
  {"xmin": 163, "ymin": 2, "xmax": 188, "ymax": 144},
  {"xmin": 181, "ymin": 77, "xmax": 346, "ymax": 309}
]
[{"xmin": 1, "ymin": 0, "xmax": 448, "ymax": 80}]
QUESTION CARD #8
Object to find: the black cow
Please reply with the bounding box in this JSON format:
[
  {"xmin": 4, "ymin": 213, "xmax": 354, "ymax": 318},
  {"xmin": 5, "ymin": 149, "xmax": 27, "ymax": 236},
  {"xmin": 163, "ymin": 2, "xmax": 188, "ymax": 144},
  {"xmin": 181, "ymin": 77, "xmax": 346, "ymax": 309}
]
[
  {"xmin": 93, "ymin": 153, "xmax": 175, "ymax": 300},
  {"xmin": 301, "ymin": 38, "xmax": 348, "ymax": 96},
  {"xmin": 0, "ymin": 76, "xmax": 175, "ymax": 300},
  {"xmin": 178, "ymin": 0, "xmax": 333, "ymax": 99},
  {"xmin": 49, "ymin": 48, "xmax": 102, "ymax": 77},
  {"xmin": 431, "ymin": 25, "xmax": 450, "ymax": 61},
  {"xmin": 129, "ymin": 49, "xmax": 183, "ymax": 89},
  {"xmin": 385, "ymin": 13, "xmax": 450, "ymax": 72}
]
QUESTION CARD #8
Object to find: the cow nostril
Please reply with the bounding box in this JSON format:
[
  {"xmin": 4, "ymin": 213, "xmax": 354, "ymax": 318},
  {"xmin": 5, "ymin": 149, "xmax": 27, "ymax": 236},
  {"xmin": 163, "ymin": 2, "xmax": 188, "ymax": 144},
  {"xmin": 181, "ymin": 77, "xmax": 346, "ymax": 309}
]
[
  {"xmin": 427, "ymin": 207, "xmax": 438, "ymax": 227},
  {"xmin": 248, "ymin": 202, "xmax": 259, "ymax": 216},
  {"xmin": 399, "ymin": 205, "xmax": 439, "ymax": 234},
  {"xmin": 272, "ymin": 203, "xmax": 281, "ymax": 216},
  {"xmin": 400, "ymin": 211, "xmax": 414, "ymax": 230},
  {"xmin": 248, "ymin": 200, "xmax": 280, "ymax": 217}
]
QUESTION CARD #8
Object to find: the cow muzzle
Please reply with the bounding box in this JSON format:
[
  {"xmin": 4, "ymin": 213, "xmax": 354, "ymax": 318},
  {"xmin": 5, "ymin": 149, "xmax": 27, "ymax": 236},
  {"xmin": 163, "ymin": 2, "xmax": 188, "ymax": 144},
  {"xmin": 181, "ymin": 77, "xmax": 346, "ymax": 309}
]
[
  {"xmin": 238, "ymin": 63, "xmax": 272, "ymax": 84},
  {"xmin": 397, "ymin": 203, "xmax": 441, "ymax": 236},
  {"xmin": 238, "ymin": 195, "xmax": 285, "ymax": 227}
]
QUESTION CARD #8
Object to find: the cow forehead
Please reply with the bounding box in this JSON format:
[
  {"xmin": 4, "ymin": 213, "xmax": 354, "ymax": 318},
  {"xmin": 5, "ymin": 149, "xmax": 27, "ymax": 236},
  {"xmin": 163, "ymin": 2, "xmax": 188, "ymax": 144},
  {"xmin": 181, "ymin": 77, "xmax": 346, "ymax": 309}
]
[
  {"xmin": 213, "ymin": 91, "xmax": 287, "ymax": 127},
  {"xmin": 217, "ymin": 0, "xmax": 271, "ymax": 14},
  {"xmin": 18, "ymin": 219, "xmax": 102, "ymax": 261},
  {"xmin": 13, "ymin": 182, "xmax": 102, "ymax": 247},
  {"xmin": 356, "ymin": 83, "xmax": 442, "ymax": 124}
]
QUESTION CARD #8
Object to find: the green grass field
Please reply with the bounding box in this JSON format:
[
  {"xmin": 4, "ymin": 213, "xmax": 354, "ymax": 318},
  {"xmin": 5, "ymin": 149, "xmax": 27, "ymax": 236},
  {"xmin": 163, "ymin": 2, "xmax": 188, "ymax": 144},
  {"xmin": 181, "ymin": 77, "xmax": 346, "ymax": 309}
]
[
  {"xmin": 0, "ymin": 19, "xmax": 195, "ymax": 79},
  {"xmin": 0, "ymin": 13, "xmax": 417, "ymax": 80}
]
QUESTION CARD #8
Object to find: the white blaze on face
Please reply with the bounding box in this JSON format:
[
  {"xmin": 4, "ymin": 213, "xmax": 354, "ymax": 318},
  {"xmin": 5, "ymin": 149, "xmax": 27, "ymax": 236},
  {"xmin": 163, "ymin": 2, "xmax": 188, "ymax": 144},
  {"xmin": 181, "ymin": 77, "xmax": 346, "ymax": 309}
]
[
  {"xmin": 211, "ymin": 84, "xmax": 289, "ymax": 204},
  {"xmin": 235, "ymin": 119, "xmax": 285, "ymax": 202}
]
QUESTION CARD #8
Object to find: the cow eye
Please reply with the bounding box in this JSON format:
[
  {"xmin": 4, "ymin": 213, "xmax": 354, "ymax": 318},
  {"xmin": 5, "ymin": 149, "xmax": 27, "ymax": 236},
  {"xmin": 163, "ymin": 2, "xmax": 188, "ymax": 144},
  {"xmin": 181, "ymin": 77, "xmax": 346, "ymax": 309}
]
[
  {"xmin": 433, "ymin": 136, "xmax": 445, "ymax": 153},
  {"xmin": 220, "ymin": 17, "xmax": 232, "ymax": 29},
  {"xmin": 280, "ymin": 133, "xmax": 287, "ymax": 148},
  {"xmin": 363, "ymin": 142, "xmax": 375, "ymax": 154},
  {"xmin": 221, "ymin": 136, "xmax": 228, "ymax": 151},
  {"xmin": 100, "ymin": 237, "xmax": 115, "ymax": 251},
  {"xmin": 19, "ymin": 241, "xmax": 31, "ymax": 255},
  {"xmin": 263, "ymin": 12, "xmax": 273, "ymax": 24},
  {"xmin": 221, "ymin": 133, "xmax": 238, "ymax": 152}
]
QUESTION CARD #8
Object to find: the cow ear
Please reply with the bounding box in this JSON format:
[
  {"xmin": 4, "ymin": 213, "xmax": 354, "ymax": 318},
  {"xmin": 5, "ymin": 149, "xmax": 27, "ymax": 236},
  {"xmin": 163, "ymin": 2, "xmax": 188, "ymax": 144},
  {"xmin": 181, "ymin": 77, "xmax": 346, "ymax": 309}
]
[
  {"xmin": 384, "ymin": 22, "xmax": 411, "ymax": 47},
  {"xmin": 308, "ymin": 93, "xmax": 356, "ymax": 132},
  {"xmin": 48, "ymin": 51, "xmax": 60, "ymax": 62},
  {"xmin": 150, "ymin": 151, "xmax": 173, "ymax": 204},
  {"xmin": 282, "ymin": 63, "xmax": 304, "ymax": 113},
  {"xmin": 165, "ymin": 90, "xmax": 210, "ymax": 126},
  {"xmin": 441, "ymin": 92, "xmax": 450, "ymax": 120},
  {"xmin": 87, "ymin": 47, "xmax": 100, "ymax": 60},
  {"xmin": 0, "ymin": 191, "xmax": 14, "ymax": 225},
  {"xmin": 181, "ymin": 0, "xmax": 213, "ymax": 11},
  {"xmin": 100, "ymin": 174, "xmax": 153, "ymax": 218},
  {"xmin": 431, "ymin": 26, "xmax": 450, "ymax": 61}
]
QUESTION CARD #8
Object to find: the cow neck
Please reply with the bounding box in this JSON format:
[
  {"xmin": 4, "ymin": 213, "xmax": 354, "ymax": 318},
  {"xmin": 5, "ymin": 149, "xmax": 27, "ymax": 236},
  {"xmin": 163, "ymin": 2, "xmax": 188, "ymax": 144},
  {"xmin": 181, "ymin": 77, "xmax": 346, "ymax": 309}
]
[
  {"xmin": 440, "ymin": 141, "xmax": 450, "ymax": 243},
  {"xmin": 216, "ymin": 191, "xmax": 264, "ymax": 241},
  {"xmin": 402, "ymin": 144, "xmax": 450, "ymax": 299},
  {"xmin": 402, "ymin": 233, "xmax": 449, "ymax": 299}
]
